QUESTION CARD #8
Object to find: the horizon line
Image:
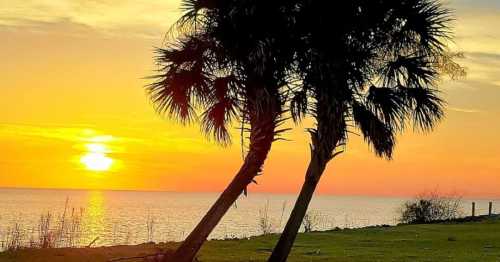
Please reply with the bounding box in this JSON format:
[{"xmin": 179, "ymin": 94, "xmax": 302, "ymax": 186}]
[{"xmin": 1, "ymin": 186, "xmax": 499, "ymax": 200}]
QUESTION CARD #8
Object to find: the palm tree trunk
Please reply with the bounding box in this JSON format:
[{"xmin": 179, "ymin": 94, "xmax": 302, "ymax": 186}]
[
  {"xmin": 167, "ymin": 151, "xmax": 267, "ymax": 262},
  {"xmin": 269, "ymin": 89, "xmax": 343, "ymax": 262},
  {"xmin": 167, "ymin": 96, "xmax": 278, "ymax": 262},
  {"xmin": 268, "ymin": 150, "xmax": 327, "ymax": 262}
]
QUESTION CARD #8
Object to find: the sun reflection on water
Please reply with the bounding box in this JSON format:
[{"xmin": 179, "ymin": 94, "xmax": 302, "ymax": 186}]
[{"xmin": 83, "ymin": 191, "xmax": 105, "ymax": 245}]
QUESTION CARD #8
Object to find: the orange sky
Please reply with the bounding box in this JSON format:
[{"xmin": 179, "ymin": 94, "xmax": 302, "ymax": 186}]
[{"xmin": 1, "ymin": 0, "xmax": 499, "ymax": 197}]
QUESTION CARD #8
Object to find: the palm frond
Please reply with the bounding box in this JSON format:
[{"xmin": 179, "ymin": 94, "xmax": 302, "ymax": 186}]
[
  {"xmin": 164, "ymin": 0, "xmax": 216, "ymax": 44},
  {"xmin": 201, "ymin": 97, "xmax": 238, "ymax": 145},
  {"xmin": 391, "ymin": 0, "xmax": 453, "ymax": 53},
  {"xmin": 290, "ymin": 90, "xmax": 308, "ymax": 123},
  {"xmin": 351, "ymin": 101, "xmax": 395, "ymax": 159},
  {"xmin": 201, "ymin": 76, "xmax": 240, "ymax": 145},
  {"xmin": 148, "ymin": 33, "xmax": 223, "ymax": 124},
  {"xmin": 156, "ymin": 35, "xmax": 209, "ymax": 66},
  {"xmin": 147, "ymin": 68, "xmax": 204, "ymax": 123},
  {"xmin": 365, "ymin": 86, "xmax": 408, "ymax": 130},
  {"xmin": 400, "ymin": 87, "xmax": 444, "ymax": 131},
  {"xmin": 381, "ymin": 55, "xmax": 437, "ymax": 88}
]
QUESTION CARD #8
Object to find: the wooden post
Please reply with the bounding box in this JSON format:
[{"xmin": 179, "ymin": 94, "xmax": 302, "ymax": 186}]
[
  {"xmin": 472, "ymin": 202, "xmax": 476, "ymax": 217},
  {"xmin": 489, "ymin": 202, "xmax": 493, "ymax": 216}
]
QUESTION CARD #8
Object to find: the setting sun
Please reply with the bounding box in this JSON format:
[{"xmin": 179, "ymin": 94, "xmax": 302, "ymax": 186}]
[
  {"xmin": 81, "ymin": 152, "xmax": 113, "ymax": 171},
  {"xmin": 80, "ymin": 142, "xmax": 113, "ymax": 171}
]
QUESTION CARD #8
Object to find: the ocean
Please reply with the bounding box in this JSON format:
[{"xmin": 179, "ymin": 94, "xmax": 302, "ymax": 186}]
[{"xmin": 0, "ymin": 188, "xmax": 495, "ymax": 248}]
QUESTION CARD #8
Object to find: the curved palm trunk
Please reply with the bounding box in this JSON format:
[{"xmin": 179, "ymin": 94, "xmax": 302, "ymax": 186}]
[
  {"xmin": 168, "ymin": 150, "xmax": 270, "ymax": 262},
  {"xmin": 168, "ymin": 139, "xmax": 274, "ymax": 262},
  {"xmin": 167, "ymin": 84, "xmax": 279, "ymax": 262},
  {"xmin": 269, "ymin": 91, "xmax": 343, "ymax": 262},
  {"xmin": 268, "ymin": 144, "xmax": 329, "ymax": 262}
]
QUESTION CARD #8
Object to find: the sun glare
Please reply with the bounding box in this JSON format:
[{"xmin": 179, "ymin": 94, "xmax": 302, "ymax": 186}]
[
  {"xmin": 80, "ymin": 142, "xmax": 113, "ymax": 171},
  {"xmin": 85, "ymin": 143, "xmax": 108, "ymax": 153},
  {"xmin": 81, "ymin": 153, "xmax": 113, "ymax": 171}
]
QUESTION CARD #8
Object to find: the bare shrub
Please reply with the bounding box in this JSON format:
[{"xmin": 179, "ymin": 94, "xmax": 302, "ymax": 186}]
[
  {"xmin": 38, "ymin": 212, "xmax": 55, "ymax": 248},
  {"xmin": 28, "ymin": 227, "xmax": 36, "ymax": 248},
  {"xmin": 65, "ymin": 208, "xmax": 83, "ymax": 247},
  {"xmin": 3, "ymin": 223, "xmax": 23, "ymax": 251},
  {"xmin": 277, "ymin": 201, "xmax": 287, "ymax": 229},
  {"xmin": 124, "ymin": 228, "xmax": 133, "ymax": 245},
  {"xmin": 1, "ymin": 199, "xmax": 84, "ymax": 251},
  {"xmin": 146, "ymin": 212, "xmax": 155, "ymax": 243},
  {"xmin": 302, "ymin": 210, "xmax": 322, "ymax": 233},
  {"xmin": 399, "ymin": 192, "xmax": 463, "ymax": 224},
  {"xmin": 258, "ymin": 200, "xmax": 274, "ymax": 235},
  {"xmin": 37, "ymin": 200, "xmax": 83, "ymax": 248}
]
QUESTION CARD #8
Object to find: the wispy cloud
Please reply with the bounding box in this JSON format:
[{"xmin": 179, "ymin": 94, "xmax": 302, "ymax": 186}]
[
  {"xmin": 0, "ymin": 123, "xmax": 219, "ymax": 154},
  {"xmin": 0, "ymin": 123, "xmax": 135, "ymax": 143},
  {"xmin": 452, "ymin": 0, "xmax": 500, "ymax": 10},
  {"xmin": 448, "ymin": 107, "xmax": 481, "ymax": 113},
  {"xmin": 0, "ymin": 0, "xmax": 182, "ymax": 38},
  {"xmin": 452, "ymin": 4, "xmax": 500, "ymax": 55},
  {"xmin": 460, "ymin": 52, "xmax": 500, "ymax": 89}
]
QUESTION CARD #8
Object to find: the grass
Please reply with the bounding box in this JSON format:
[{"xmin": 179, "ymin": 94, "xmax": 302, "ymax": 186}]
[{"xmin": 1, "ymin": 217, "xmax": 499, "ymax": 261}]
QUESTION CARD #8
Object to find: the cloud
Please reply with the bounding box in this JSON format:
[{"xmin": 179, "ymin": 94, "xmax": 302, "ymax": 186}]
[
  {"xmin": 448, "ymin": 107, "xmax": 481, "ymax": 113},
  {"xmin": 460, "ymin": 52, "xmax": 500, "ymax": 88},
  {"xmin": 0, "ymin": 123, "xmax": 131, "ymax": 143},
  {"xmin": 452, "ymin": 0, "xmax": 500, "ymax": 10},
  {"xmin": 0, "ymin": 123, "xmax": 219, "ymax": 155},
  {"xmin": 451, "ymin": 4, "xmax": 500, "ymax": 55},
  {"xmin": 0, "ymin": 0, "xmax": 183, "ymax": 38},
  {"xmin": 0, "ymin": 18, "xmax": 102, "ymax": 38},
  {"xmin": 466, "ymin": 52, "xmax": 500, "ymax": 63}
]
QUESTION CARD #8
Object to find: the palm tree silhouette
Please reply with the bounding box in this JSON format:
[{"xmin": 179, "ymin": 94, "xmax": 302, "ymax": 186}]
[
  {"xmin": 147, "ymin": 0, "xmax": 297, "ymax": 261},
  {"xmin": 269, "ymin": 0, "xmax": 464, "ymax": 261}
]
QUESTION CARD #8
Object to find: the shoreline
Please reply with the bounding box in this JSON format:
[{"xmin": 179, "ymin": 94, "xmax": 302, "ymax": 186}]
[{"xmin": 1, "ymin": 215, "xmax": 498, "ymax": 262}]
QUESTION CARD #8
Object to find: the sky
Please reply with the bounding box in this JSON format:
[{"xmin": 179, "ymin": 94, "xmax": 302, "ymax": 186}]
[{"xmin": 1, "ymin": 0, "xmax": 499, "ymax": 197}]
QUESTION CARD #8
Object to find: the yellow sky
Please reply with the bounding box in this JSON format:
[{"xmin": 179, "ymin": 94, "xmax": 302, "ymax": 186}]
[{"xmin": 1, "ymin": 0, "xmax": 499, "ymax": 197}]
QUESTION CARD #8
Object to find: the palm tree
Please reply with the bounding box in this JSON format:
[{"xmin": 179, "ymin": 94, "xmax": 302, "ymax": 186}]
[
  {"xmin": 269, "ymin": 1, "xmax": 464, "ymax": 261},
  {"xmin": 147, "ymin": 1, "xmax": 297, "ymax": 261}
]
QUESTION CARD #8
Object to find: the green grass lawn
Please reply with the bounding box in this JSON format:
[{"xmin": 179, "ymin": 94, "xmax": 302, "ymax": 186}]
[{"xmin": 1, "ymin": 217, "xmax": 499, "ymax": 261}]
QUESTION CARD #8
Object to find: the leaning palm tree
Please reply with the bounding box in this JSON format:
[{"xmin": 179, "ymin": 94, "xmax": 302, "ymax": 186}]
[
  {"xmin": 147, "ymin": 1, "xmax": 297, "ymax": 261},
  {"xmin": 269, "ymin": 0, "xmax": 464, "ymax": 261}
]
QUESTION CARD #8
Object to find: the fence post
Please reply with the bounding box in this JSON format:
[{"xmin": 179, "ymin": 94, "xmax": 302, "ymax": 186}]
[
  {"xmin": 489, "ymin": 202, "xmax": 493, "ymax": 216},
  {"xmin": 472, "ymin": 202, "xmax": 476, "ymax": 217}
]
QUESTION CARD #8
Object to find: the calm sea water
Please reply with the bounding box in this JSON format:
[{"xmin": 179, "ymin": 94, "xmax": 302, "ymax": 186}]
[{"xmin": 0, "ymin": 188, "xmax": 495, "ymax": 248}]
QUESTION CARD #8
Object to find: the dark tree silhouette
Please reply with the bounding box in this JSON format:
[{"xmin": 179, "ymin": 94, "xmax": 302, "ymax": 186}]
[
  {"xmin": 269, "ymin": 0, "xmax": 464, "ymax": 261},
  {"xmin": 147, "ymin": 0, "xmax": 297, "ymax": 261}
]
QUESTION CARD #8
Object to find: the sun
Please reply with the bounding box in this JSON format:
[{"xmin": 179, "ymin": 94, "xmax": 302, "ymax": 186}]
[
  {"xmin": 80, "ymin": 142, "xmax": 113, "ymax": 171},
  {"xmin": 81, "ymin": 152, "xmax": 113, "ymax": 171}
]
